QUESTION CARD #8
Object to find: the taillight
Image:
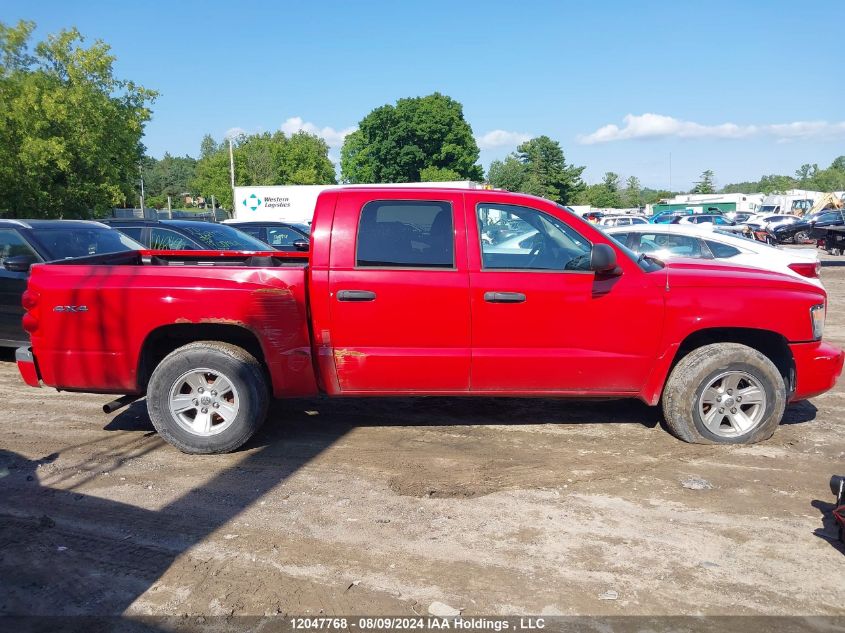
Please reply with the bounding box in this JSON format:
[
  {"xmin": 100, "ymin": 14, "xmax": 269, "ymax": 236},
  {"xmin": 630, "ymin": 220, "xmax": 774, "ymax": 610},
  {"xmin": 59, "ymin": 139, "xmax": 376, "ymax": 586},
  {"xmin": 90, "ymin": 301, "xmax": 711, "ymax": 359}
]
[
  {"xmin": 788, "ymin": 262, "xmax": 821, "ymax": 278},
  {"xmin": 21, "ymin": 290, "xmax": 39, "ymax": 333},
  {"xmin": 22, "ymin": 313, "xmax": 38, "ymax": 333},
  {"xmin": 22, "ymin": 290, "xmax": 39, "ymax": 310}
]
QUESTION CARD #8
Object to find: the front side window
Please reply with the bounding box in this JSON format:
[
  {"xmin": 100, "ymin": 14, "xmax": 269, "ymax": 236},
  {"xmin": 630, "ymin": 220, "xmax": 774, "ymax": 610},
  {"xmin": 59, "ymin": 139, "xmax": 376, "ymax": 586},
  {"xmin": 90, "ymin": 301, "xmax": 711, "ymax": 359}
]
[
  {"xmin": 356, "ymin": 200, "xmax": 453, "ymax": 268},
  {"xmin": 267, "ymin": 226, "xmax": 305, "ymax": 248},
  {"xmin": 0, "ymin": 229, "xmax": 39, "ymax": 264},
  {"xmin": 477, "ymin": 203, "xmax": 591, "ymax": 271}
]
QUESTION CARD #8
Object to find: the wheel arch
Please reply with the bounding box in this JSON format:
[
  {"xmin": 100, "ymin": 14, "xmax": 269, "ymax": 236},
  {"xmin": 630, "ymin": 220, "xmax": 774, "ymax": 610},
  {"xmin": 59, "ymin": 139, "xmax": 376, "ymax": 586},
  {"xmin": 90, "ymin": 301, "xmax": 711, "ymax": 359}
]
[
  {"xmin": 644, "ymin": 327, "xmax": 795, "ymax": 405},
  {"xmin": 137, "ymin": 323, "xmax": 268, "ymax": 391}
]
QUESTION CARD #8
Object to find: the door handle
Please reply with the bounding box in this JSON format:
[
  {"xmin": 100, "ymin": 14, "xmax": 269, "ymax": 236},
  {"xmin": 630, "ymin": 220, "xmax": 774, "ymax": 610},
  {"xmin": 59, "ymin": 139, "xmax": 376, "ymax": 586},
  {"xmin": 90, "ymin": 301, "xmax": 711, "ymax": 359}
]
[
  {"xmin": 483, "ymin": 291, "xmax": 526, "ymax": 303},
  {"xmin": 337, "ymin": 290, "xmax": 377, "ymax": 302}
]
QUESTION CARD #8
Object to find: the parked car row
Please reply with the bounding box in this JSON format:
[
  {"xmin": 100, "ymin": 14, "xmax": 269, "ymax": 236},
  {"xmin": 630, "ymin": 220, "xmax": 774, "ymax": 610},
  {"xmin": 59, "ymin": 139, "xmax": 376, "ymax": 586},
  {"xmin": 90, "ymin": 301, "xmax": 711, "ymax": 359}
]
[
  {"xmin": 0, "ymin": 220, "xmax": 144, "ymax": 346},
  {"xmin": 0, "ymin": 217, "xmax": 316, "ymax": 348},
  {"xmin": 605, "ymin": 224, "xmax": 822, "ymax": 287}
]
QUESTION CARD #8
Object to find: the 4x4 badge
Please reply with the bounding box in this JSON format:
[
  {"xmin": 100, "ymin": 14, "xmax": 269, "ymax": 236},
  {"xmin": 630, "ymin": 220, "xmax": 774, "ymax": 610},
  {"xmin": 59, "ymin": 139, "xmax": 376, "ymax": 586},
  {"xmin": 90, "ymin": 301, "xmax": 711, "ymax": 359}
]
[{"xmin": 53, "ymin": 305, "xmax": 88, "ymax": 312}]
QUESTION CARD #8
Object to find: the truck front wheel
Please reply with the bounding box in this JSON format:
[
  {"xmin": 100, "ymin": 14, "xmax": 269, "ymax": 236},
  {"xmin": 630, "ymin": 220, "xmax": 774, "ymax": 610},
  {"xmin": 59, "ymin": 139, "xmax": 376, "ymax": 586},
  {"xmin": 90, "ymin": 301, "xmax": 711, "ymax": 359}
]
[
  {"xmin": 661, "ymin": 343, "xmax": 786, "ymax": 444},
  {"xmin": 146, "ymin": 341, "xmax": 269, "ymax": 454}
]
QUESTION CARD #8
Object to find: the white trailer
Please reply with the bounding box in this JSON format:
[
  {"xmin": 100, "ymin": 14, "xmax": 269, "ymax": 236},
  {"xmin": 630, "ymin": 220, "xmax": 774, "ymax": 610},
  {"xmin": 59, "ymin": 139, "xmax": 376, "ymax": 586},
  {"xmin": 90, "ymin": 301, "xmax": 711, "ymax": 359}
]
[
  {"xmin": 232, "ymin": 181, "xmax": 484, "ymax": 224},
  {"xmin": 759, "ymin": 189, "xmax": 824, "ymax": 216}
]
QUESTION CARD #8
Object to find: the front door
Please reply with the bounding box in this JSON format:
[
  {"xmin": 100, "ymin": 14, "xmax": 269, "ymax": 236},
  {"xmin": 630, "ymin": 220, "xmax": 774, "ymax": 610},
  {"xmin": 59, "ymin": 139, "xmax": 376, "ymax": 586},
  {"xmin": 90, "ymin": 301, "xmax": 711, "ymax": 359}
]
[
  {"xmin": 328, "ymin": 192, "xmax": 471, "ymax": 393},
  {"xmin": 467, "ymin": 199, "xmax": 664, "ymax": 394}
]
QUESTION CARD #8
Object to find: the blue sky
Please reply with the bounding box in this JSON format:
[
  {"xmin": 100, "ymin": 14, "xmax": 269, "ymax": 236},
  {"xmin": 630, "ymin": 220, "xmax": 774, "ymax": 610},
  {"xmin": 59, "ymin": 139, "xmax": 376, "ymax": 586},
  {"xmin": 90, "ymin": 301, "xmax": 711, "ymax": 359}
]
[{"xmin": 5, "ymin": 0, "xmax": 845, "ymax": 190}]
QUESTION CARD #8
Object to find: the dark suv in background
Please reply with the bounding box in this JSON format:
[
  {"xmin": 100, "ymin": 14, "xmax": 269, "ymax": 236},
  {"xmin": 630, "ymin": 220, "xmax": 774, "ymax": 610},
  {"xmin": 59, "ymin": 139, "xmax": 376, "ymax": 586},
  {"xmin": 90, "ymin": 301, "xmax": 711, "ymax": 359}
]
[
  {"xmin": 225, "ymin": 221, "xmax": 310, "ymax": 252},
  {"xmin": 101, "ymin": 219, "xmax": 272, "ymax": 251}
]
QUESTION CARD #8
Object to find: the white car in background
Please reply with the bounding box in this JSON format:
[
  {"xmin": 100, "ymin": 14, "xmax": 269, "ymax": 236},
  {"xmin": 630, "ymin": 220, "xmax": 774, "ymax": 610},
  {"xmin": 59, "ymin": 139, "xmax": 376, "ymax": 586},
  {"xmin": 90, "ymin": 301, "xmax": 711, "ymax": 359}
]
[
  {"xmin": 597, "ymin": 215, "xmax": 649, "ymax": 228},
  {"xmin": 606, "ymin": 224, "xmax": 822, "ymax": 288}
]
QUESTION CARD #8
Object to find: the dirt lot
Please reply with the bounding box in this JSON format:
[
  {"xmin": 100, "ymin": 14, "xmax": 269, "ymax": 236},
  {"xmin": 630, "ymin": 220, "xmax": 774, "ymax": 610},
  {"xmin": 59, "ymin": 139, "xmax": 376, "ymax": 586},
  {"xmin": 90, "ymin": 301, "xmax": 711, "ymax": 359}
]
[{"xmin": 1, "ymin": 255, "xmax": 844, "ymax": 619}]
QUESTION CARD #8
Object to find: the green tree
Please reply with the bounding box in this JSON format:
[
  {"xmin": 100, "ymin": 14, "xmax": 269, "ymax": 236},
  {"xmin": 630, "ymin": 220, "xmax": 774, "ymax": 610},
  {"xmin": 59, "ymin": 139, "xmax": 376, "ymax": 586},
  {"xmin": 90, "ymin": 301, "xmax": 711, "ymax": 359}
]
[
  {"xmin": 0, "ymin": 20, "xmax": 157, "ymax": 217},
  {"xmin": 419, "ymin": 166, "xmax": 462, "ymax": 181},
  {"xmin": 142, "ymin": 153, "xmax": 197, "ymax": 208},
  {"xmin": 487, "ymin": 136, "xmax": 585, "ymax": 204},
  {"xmin": 487, "ymin": 155, "xmax": 527, "ymax": 192},
  {"xmin": 515, "ymin": 136, "xmax": 585, "ymax": 203},
  {"xmin": 641, "ymin": 189, "xmax": 674, "ymax": 205},
  {"xmin": 341, "ymin": 92, "xmax": 483, "ymax": 183},
  {"xmin": 795, "ymin": 163, "xmax": 818, "ymax": 185},
  {"xmin": 691, "ymin": 169, "xmax": 716, "ymax": 194},
  {"xmin": 200, "ymin": 134, "xmax": 219, "ymax": 159},
  {"xmin": 624, "ymin": 175, "xmax": 641, "ymax": 208},
  {"xmin": 758, "ymin": 174, "xmax": 795, "ymax": 194},
  {"xmin": 192, "ymin": 130, "xmax": 336, "ymax": 209}
]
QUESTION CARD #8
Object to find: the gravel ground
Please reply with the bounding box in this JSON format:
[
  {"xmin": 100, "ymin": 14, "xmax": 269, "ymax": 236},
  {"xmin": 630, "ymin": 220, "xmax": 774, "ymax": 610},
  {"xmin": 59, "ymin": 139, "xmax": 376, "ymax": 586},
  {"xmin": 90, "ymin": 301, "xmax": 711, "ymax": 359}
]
[{"xmin": 1, "ymin": 252, "xmax": 844, "ymax": 618}]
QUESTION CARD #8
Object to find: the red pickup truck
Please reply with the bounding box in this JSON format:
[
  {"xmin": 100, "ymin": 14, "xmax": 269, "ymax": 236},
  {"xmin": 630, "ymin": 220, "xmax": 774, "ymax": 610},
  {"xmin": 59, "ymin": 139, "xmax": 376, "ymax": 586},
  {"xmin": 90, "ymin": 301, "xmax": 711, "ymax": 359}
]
[{"xmin": 15, "ymin": 188, "xmax": 844, "ymax": 453}]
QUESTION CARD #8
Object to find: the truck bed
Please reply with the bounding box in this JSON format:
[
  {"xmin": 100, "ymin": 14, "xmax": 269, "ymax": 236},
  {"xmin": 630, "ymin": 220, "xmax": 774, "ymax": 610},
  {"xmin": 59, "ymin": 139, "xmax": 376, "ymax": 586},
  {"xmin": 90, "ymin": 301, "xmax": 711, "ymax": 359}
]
[{"xmin": 25, "ymin": 249, "xmax": 317, "ymax": 398}]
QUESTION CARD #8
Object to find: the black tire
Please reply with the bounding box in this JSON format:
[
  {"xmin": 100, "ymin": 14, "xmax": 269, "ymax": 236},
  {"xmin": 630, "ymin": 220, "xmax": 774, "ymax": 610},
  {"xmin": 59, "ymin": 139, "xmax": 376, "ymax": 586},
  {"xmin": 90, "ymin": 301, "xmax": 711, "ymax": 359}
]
[
  {"xmin": 661, "ymin": 343, "xmax": 786, "ymax": 445},
  {"xmin": 146, "ymin": 341, "xmax": 269, "ymax": 454}
]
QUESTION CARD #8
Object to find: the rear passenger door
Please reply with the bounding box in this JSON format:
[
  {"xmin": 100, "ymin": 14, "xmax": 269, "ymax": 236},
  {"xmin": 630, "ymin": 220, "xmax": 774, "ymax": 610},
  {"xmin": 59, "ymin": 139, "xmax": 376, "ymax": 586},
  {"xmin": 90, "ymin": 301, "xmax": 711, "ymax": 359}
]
[{"xmin": 328, "ymin": 192, "xmax": 471, "ymax": 393}]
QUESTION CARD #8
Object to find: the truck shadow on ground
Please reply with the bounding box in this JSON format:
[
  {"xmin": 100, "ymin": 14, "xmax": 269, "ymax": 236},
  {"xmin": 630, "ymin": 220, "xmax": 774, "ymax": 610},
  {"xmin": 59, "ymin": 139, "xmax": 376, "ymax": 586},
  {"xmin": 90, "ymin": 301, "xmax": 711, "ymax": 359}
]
[
  {"xmin": 0, "ymin": 418, "xmax": 349, "ymax": 621},
  {"xmin": 104, "ymin": 395, "xmax": 819, "ymax": 447}
]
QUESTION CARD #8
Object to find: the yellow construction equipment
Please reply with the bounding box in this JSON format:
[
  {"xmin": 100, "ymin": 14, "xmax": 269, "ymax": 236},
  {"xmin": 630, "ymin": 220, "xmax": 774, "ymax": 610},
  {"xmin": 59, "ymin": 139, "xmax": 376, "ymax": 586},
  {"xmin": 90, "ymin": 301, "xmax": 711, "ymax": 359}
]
[{"xmin": 807, "ymin": 192, "xmax": 844, "ymax": 215}]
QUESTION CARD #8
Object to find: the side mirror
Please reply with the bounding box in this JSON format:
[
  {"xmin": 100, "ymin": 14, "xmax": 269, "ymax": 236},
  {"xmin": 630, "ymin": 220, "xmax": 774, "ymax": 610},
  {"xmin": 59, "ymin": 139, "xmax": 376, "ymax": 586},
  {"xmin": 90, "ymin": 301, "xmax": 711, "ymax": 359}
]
[
  {"xmin": 3, "ymin": 254, "xmax": 36, "ymax": 273},
  {"xmin": 590, "ymin": 243, "xmax": 619, "ymax": 274},
  {"xmin": 292, "ymin": 239, "xmax": 309, "ymax": 252}
]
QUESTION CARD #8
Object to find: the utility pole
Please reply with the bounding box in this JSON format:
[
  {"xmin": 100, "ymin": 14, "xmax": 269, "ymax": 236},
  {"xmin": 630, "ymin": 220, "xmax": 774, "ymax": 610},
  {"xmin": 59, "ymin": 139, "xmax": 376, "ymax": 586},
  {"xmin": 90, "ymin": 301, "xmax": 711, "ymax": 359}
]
[
  {"xmin": 140, "ymin": 177, "xmax": 145, "ymax": 213},
  {"xmin": 167, "ymin": 195, "xmax": 172, "ymax": 212},
  {"xmin": 228, "ymin": 138, "xmax": 236, "ymax": 190},
  {"xmin": 668, "ymin": 152, "xmax": 673, "ymax": 193}
]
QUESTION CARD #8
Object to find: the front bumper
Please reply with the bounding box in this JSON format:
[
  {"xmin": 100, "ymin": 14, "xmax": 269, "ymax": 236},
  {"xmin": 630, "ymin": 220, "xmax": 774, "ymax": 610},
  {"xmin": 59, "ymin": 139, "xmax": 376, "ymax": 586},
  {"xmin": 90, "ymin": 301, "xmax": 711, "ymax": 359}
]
[
  {"xmin": 16, "ymin": 347, "xmax": 41, "ymax": 388},
  {"xmin": 789, "ymin": 341, "xmax": 844, "ymax": 402}
]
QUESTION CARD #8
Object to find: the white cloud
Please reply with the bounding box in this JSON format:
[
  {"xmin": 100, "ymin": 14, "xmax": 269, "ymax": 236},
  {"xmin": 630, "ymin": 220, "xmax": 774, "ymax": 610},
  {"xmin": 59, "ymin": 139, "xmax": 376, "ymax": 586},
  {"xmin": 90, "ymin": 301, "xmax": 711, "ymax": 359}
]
[
  {"xmin": 281, "ymin": 116, "xmax": 356, "ymax": 149},
  {"xmin": 476, "ymin": 129, "xmax": 532, "ymax": 150},
  {"xmin": 224, "ymin": 127, "xmax": 248, "ymax": 140},
  {"xmin": 577, "ymin": 113, "xmax": 845, "ymax": 145}
]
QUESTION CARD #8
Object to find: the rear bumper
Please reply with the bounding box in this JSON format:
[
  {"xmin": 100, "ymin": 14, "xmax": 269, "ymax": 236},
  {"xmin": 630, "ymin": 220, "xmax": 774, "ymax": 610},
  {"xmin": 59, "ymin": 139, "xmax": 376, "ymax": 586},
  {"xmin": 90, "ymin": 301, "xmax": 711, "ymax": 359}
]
[
  {"xmin": 789, "ymin": 341, "xmax": 844, "ymax": 402},
  {"xmin": 16, "ymin": 347, "xmax": 41, "ymax": 388}
]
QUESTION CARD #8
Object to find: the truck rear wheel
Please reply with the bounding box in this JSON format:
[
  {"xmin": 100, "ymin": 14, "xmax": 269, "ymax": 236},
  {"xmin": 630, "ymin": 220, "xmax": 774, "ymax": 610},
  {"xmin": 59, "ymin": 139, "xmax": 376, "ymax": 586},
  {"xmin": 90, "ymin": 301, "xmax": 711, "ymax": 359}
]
[
  {"xmin": 146, "ymin": 341, "xmax": 269, "ymax": 454},
  {"xmin": 661, "ymin": 343, "xmax": 786, "ymax": 444}
]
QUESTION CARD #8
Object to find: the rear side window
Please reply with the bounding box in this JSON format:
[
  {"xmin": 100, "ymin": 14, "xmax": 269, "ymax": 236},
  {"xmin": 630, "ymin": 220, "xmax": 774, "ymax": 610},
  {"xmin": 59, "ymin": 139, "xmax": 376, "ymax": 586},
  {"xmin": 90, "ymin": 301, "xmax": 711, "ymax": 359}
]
[
  {"xmin": 150, "ymin": 228, "xmax": 196, "ymax": 251},
  {"xmin": 609, "ymin": 232, "xmax": 630, "ymax": 246},
  {"xmin": 705, "ymin": 240, "xmax": 741, "ymax": 258},
  {"xmin": 356, "ymin": 200, "xmax": 453, "ymax": 268},
  {"xmin": 119, "ymin": 226, "xmax": 144, "ymax": 242}
]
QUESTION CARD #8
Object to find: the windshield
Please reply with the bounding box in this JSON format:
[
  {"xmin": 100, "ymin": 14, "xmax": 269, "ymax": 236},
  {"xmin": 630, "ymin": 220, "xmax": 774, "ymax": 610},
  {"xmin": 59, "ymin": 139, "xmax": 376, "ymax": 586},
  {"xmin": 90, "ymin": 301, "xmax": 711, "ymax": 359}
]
[
  {"xmin": 28, "ymin": 226, "xmax": 143, "ymax": 260},
  {"xmin": 174, "ymin": 223, "xmax": 272, "ymax": 250},
  {"xmin": 291, "ymin": 223, "xmax": 311, "ymax": 235}
]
